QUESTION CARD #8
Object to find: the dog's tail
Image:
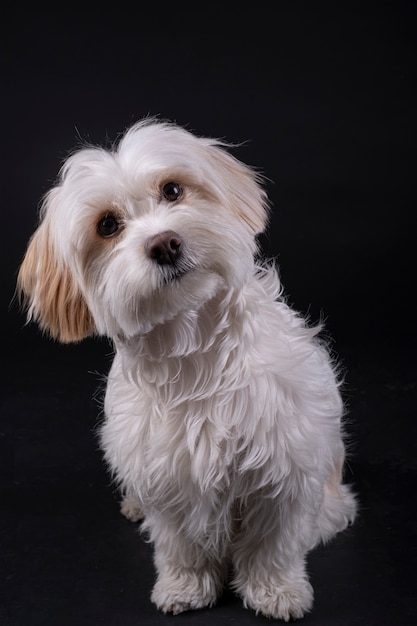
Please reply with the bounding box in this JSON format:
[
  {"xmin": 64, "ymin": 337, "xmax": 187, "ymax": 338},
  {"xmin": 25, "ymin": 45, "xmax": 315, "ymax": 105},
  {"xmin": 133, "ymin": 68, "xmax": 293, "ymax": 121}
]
[{"xmin": 315, "ymin": 457, "xmax": 357, "ymax": 545}]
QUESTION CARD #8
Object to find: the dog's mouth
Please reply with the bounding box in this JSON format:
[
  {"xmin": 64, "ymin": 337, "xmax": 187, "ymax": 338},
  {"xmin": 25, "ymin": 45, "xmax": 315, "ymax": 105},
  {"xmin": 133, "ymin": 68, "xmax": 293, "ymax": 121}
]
[{"xmin": 159, "ymin": 261, "xmax": 195, "ymax": 286}]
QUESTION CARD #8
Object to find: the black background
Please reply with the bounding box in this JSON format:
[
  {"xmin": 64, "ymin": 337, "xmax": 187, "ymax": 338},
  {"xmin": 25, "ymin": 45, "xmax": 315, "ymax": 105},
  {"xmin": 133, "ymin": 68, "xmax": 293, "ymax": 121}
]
[{"xmin": 2, "ymin": 4, "xmax": 416, "ymax": 625}]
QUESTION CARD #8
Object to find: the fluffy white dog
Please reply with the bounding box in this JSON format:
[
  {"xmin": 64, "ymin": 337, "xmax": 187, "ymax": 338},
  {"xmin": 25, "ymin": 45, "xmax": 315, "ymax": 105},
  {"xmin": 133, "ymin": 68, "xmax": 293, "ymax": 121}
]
[{"xmin": 17, "ymin": 119, "xmax": 356, "ymax": 621}]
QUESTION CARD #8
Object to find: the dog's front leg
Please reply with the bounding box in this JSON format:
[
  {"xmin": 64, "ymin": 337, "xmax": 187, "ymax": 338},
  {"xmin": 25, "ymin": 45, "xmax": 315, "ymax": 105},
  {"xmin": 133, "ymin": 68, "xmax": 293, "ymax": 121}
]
[
  {"xmin": 231, "ymin": 497, "xmax": 315, "ymax": 622},
  {"xmin": 148, "ymin": 517, "xmax": 226, "ymax": 615}
]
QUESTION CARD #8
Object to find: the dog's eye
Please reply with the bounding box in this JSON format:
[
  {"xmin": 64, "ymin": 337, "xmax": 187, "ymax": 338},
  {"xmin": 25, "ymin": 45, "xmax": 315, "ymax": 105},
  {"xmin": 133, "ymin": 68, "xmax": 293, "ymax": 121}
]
[
  {"xmin": 97, "ymin": 213, "xmax": 120, "ymax": 238},
  {"xmin": 162, "ymin": 182, "xmax": 183, "ymax": 202}
]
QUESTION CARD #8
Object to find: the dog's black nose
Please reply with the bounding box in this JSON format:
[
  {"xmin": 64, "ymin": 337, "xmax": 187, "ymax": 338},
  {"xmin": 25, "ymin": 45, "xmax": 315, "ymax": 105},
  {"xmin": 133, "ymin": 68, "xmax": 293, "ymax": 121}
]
[{"xmin": 145, "ymin": 230, "xmax": 183, "ymax": 265}]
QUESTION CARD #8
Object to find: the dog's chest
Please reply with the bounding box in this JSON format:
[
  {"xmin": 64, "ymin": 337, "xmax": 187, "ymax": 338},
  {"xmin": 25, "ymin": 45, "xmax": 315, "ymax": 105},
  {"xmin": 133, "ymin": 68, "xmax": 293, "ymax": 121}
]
[{"xmin": 101, "ymin": 349, "xmax": 253, "ymax": 503}]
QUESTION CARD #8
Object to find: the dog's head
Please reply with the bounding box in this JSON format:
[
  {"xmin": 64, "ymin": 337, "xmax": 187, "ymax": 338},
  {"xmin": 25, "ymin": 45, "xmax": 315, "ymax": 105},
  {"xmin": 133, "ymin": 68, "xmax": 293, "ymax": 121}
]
[{"xmin": 17, "ymin": 120, "xmax": 269, "ymax": 341}]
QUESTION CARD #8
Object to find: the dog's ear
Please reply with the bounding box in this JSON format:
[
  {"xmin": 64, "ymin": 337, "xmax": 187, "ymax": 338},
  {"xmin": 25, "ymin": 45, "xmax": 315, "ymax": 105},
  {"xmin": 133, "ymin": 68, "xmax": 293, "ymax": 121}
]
[
  {"xmin": 208, "ymin": 145, "xmax": 269, "ymax": 235},
  {"xmin": 17, "ymin": 217, "xmax": 95, "ymax": 343}
]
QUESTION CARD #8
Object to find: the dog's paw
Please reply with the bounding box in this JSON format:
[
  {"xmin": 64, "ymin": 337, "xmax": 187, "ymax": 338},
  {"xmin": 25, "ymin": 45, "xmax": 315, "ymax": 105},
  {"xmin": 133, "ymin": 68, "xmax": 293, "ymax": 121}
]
[
  {"xmin": 151, "ymin": 569, "xmax": 219, "ymax": 615},
  {"xmin": 120, "ymin": 495, "xmax": 143, "ymax": 522},
  {"xmin": 243, "ymin": 578, "xmax": 314, "ymax": 622}
]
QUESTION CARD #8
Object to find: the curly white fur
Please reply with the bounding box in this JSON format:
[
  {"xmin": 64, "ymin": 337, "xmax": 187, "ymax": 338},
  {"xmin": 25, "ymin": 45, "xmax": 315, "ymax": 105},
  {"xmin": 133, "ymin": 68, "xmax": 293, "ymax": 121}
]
[{"xmin": 17, "ymin": 119, "xmax": 356, "ymax": 621}]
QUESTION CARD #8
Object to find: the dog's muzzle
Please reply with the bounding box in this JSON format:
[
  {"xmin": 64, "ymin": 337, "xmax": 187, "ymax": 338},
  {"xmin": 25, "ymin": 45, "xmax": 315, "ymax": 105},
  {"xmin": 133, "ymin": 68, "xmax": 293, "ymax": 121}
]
[
  {"xmin": 145, "ymin": 230, "xmax": 190, "ymax": 284},
  {"xmin": 145, "ymin": 230, "xmax": 183, "ymax": 265}
]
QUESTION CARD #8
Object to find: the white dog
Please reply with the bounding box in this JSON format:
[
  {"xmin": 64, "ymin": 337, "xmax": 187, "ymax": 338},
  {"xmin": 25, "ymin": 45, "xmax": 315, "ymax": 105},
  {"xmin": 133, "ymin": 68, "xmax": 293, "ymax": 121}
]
[{"xmin": 17, "ymin": 119, "xmax": 356, "ymax": 621}]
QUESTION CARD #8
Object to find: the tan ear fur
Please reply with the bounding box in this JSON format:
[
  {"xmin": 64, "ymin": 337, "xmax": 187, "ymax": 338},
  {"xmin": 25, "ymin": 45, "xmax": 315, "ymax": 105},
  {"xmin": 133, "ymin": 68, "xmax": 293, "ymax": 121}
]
[
  {"xmin": 209, "ymin": 146, "xmax": 269, "ymax": 235},
  {"xmin": 17, "ymin": 221, "xmax": 95, "ymax": 343}
]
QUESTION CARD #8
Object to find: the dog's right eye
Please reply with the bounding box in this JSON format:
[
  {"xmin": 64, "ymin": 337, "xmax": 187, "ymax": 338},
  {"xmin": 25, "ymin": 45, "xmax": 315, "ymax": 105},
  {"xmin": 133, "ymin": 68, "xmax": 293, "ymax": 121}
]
[
  {"xmin": 162, "ymin": 181, "xmax": 183, "ymax": 202},
  {"xmin": 97, "ymin": 214, "xmax": 120, "ymax": 238}
]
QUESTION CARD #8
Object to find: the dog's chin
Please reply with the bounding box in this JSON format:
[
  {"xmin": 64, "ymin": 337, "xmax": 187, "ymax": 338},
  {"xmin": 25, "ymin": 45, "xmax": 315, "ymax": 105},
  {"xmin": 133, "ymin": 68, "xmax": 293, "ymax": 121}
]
[{"xmin": 106, "ymin": 267, "xmax": 225, "ymax": 340}]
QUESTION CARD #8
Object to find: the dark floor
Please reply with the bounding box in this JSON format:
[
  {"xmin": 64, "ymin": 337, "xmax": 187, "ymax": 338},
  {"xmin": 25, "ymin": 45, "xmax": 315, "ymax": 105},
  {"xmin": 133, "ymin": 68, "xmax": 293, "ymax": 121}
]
[{"xmin": 2, "ymin": 319, "xmax": 416, "ymax": 626}]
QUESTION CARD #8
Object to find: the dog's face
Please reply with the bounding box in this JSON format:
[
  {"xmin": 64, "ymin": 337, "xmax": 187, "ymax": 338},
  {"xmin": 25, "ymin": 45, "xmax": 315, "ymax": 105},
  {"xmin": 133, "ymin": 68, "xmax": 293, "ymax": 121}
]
[{"xmin": 17, "ymin": 120, "xmax": 268, "ymax": 341}]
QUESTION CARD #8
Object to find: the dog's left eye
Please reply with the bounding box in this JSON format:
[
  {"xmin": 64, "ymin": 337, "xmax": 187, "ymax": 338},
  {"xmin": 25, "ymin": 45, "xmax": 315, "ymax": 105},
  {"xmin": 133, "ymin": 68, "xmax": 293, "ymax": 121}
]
[
  {"xmin": 162, "ymin": 182, "xmax": 183, "ymax": 202},
  {"xmin": 97, "ymin": 213, "xmax": 120, "ymax": 238}
]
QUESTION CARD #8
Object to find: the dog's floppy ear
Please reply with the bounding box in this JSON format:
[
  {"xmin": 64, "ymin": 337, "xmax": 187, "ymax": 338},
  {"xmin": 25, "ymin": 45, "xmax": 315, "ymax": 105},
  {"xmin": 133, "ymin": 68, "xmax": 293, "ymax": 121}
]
[
  {"xmin": 17, "ymin": 215, "xmax": 95, "ymax": 343},
  {"xmin": 208, "ymin": 144, "xmax": 269, "ymax": 235}
]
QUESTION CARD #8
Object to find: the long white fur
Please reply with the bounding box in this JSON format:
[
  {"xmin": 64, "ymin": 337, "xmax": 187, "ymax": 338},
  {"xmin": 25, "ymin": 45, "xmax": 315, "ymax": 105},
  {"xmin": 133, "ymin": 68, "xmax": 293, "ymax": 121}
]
[{"xmin": 17, "ymin": 119, "xmax": 356, "ymax": 621}]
